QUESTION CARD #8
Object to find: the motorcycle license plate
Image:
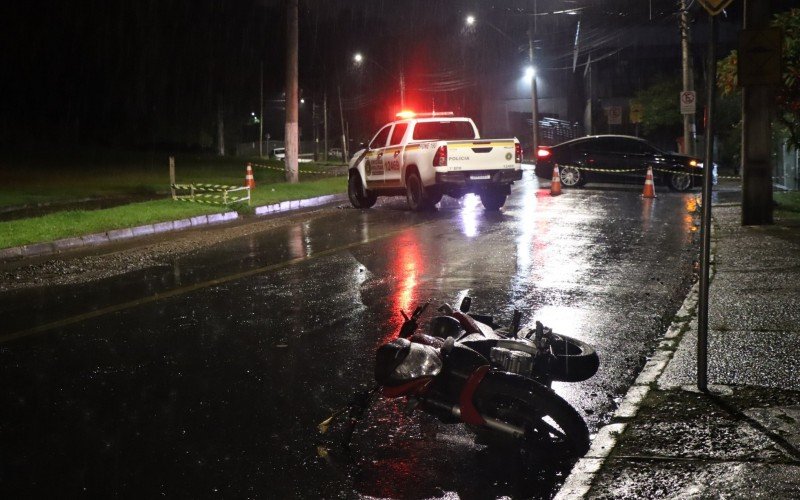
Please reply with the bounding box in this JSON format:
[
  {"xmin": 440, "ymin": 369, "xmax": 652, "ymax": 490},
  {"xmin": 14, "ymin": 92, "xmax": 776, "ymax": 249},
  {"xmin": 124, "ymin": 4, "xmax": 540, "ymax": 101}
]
[{"xmin": 470, "ymin": 174, "xmax": 491, "ymax": 180}]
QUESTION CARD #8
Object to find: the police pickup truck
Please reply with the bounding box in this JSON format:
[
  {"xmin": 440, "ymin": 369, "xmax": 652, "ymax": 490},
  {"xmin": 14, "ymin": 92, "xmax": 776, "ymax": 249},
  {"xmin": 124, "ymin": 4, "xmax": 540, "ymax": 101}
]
[{"xmin": 347, "ymin": 112, "xmax": 523, "ymax": 211}]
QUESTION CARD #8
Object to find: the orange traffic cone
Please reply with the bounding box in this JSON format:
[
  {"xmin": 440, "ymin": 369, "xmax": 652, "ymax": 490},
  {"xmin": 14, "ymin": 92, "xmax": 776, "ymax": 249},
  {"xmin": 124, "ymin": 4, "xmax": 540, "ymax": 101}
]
[
  {"xmin": 642, "ymin": 166, "xmax": 656, "ymax": 199},
  {"xmin": 550, "ymin": 164, "xmax": 562, "ymax": 196},
  {"xmin": 245, "ymin": 163, "xmax": 256, "ymax": 189}
]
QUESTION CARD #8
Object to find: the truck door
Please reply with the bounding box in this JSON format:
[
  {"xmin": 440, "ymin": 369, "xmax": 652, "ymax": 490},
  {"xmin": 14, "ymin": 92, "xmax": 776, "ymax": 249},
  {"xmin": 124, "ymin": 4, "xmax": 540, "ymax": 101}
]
[
  {"xmin": 383, "ymin": 122, "xmax": 408, "ymax": 187},
  {"xmin": 364, "ymin": 125, "xmax": 391, "ymax": 187}
]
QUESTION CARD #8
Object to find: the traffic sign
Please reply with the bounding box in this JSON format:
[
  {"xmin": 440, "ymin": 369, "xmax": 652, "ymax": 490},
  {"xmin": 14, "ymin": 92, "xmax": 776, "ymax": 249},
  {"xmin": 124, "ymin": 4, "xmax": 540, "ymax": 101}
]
[
  {"xmin": 696, "ymin": 0, "xmax": 734, "ymax": 16},
  {"xmin": 629, "ymin": 101, "xmax": 643, "ymax": 124},
  {"xmin": 607, "ymin": 106, "xmax": 622, "ymax": 125},
  {"xmin": 680, "ymin": 91, "xmax": 696, "ymax": 115}
]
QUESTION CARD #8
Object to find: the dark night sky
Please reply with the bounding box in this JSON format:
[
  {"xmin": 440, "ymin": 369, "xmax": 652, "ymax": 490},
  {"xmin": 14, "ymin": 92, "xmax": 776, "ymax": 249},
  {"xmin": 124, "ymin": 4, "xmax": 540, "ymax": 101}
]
[{"xmin": 0, "ymin": 1, "xmax": 787, "ymax": 151}]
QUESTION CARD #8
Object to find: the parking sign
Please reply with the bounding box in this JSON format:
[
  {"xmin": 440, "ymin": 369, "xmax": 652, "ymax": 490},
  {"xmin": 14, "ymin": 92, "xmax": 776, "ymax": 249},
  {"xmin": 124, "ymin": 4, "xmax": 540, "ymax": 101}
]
[{"xmin": 680, "ymin": 91, "xmax": 696, "ymax": 115}]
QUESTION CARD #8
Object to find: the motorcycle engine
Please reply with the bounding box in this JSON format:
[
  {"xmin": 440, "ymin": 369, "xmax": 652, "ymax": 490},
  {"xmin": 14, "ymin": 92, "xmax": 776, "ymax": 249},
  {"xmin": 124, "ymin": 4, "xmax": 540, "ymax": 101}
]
[{"xmin": 490, "ymin": 347, "xmax": 534, "ymax": 376}]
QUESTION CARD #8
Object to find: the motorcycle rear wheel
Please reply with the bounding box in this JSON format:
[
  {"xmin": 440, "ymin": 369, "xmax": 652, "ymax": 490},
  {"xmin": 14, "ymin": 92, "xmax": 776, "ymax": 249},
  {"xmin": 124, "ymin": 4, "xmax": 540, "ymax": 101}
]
[
  {"xmin": 547, "ymin": 333, "xmax": 599, "ymax": 383},
  {"xmin": 474, "ymin": 373, "xmax": 590, "ymax": 455}
]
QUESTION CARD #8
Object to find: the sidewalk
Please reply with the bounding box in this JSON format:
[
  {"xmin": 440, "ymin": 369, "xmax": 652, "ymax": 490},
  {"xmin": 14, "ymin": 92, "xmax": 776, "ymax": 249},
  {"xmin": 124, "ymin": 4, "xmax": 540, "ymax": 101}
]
[{"xmin": 558, "ymin": 198, "xmax": 800, "ymax": 498}]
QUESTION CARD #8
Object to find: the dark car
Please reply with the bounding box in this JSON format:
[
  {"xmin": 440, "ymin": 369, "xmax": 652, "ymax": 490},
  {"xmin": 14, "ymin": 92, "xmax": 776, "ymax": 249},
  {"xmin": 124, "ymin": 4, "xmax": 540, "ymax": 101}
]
[{"xmin": 534, "ymin": 135, "xmax": 706, "ymax": 192}]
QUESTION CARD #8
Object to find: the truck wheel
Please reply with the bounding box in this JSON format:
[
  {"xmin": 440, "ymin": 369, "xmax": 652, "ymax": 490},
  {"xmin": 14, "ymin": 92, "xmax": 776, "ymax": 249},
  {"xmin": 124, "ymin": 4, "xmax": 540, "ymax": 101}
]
[
  {"xmin": 406, "ymin": 171, "xmax": 434, "ymax": 211},
  {"xmin": 348, "ymin": 172, "xmax": 377, "ymax": 208},
  {"xmin": 427, "ymin": 186, "xmax": 443, "ymax": 205},
  {"xmin": 479, "ymin": 187, "xmax": 507, "ymax": 211}
]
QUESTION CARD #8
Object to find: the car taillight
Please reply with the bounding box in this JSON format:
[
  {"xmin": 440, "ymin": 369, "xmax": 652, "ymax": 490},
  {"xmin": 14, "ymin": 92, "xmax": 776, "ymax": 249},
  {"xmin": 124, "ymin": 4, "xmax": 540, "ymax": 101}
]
[
  {"xmin": 537, "ymin": 147, "xmax": 551, "ymax": 158},
  {"xmin": 515, "ymin": 143, "xmax": 522, "ymax": 163},
  {"xmin": 434, "ymin": 145, "xmax": 447, "ymax": 167}
]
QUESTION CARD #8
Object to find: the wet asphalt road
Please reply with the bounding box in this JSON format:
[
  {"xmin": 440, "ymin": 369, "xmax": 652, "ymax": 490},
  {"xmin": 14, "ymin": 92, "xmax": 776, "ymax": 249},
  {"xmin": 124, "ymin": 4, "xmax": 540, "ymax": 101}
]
[{"xmin": 0, "ymin": 173, "xmax": 699, "ymax": 498}]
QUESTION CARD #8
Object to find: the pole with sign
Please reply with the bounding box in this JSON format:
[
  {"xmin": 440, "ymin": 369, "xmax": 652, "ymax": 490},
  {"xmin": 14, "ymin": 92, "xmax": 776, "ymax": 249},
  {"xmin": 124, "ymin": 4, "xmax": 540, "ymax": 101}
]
[
  {"xmin": 680, "ymin": 91, "xmax": 696, "ymax": 115},
  {"xmin": 696, "ymin": 0, "xmax": 731, "ymax": 392}
]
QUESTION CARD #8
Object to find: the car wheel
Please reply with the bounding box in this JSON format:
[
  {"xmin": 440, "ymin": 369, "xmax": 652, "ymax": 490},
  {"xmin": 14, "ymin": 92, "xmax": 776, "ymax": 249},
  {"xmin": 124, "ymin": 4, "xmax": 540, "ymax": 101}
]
[
  {"xmin": 348, "ymin": 171, "xmax": 377, "ymax": 208},
  {"xmin": 560, "ymin": 165, "xmax": 585, "ymax": 188},
  {"xmin": 406, "ymin": 171, "xmax": 433, "ymax": 211},
  {"xmin": 668, "ymin": 172, "xmax": 692, "ymax": 192},
  {"xmin": 479, "ymin": 187, "xmax": 507, "ymax": 211}
]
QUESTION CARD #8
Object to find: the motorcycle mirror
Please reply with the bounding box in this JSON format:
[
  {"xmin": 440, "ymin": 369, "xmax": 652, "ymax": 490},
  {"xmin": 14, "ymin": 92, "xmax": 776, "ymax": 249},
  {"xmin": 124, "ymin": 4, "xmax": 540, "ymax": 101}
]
[
  {"xmin": 459, "ymin": 296, "xmax": 472, "ymax": 313},
  {"xmin": 535, "ymin": 321, "xmax": 544, "ymax": 341},
  {"xmin": 511, "ymin": 310, "xmax": 522, "ymax": 338}
]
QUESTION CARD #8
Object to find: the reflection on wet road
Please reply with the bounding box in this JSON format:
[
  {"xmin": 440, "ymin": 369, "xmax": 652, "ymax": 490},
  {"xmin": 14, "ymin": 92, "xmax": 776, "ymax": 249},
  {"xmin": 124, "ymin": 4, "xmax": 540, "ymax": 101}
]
[{"xmin": 0, "ymin": 174, "xmax": 697, "ymax": 498}]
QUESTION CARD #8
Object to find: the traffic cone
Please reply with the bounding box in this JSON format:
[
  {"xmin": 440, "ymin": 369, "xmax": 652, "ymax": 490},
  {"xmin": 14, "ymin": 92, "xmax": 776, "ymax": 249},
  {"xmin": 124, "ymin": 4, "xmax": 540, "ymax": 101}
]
[
  {"xmin": 642, "ymin": 166, "xmax": 656, "ymax": 199},
  {"xmin": 245, "ymin": 163, "xmax": 256, "ymax": 189},
  {"xmin": 550, "ymin": 164, "xmax": 562, "ymax": 196}
]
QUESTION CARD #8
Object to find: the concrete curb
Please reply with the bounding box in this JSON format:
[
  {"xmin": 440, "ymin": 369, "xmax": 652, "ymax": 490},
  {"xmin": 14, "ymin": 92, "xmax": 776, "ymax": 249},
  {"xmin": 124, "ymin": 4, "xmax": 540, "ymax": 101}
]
[
  {"xmin": 0, "ymin": 193, "xmax": 348, "ymax": 261},
  {"xmin": 554, "ymin": 281, "xmax": 702, "ymax": 499},
  {"xmin": 556, "ymin": 218, "xmax": 719, "ymax": 499}
]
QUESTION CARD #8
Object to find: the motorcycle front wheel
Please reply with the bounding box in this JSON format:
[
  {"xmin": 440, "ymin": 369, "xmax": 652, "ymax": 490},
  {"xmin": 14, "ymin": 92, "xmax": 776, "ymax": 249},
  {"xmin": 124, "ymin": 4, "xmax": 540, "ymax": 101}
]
[
  {"xmin": 473, "ymin": 372, "xmax": 590, "ymax": 455},
  {"xmin": 547, "ymin": 333, "xmax": 599, "ymax": 383}
]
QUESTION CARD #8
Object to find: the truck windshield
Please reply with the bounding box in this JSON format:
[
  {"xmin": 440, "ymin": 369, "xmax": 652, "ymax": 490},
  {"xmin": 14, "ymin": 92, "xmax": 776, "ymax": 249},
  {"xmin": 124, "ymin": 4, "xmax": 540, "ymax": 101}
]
[{"xmin": 412, "ymin": 121, "xmax": 476, "ymax": 141}]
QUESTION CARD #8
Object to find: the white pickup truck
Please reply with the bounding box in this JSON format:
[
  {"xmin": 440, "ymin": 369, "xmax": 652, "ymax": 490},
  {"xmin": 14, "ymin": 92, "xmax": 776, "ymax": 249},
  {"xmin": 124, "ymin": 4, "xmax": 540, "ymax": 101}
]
[{"xmin": 347, "ymin": 113, "xmax": 523, "ymax": 211}]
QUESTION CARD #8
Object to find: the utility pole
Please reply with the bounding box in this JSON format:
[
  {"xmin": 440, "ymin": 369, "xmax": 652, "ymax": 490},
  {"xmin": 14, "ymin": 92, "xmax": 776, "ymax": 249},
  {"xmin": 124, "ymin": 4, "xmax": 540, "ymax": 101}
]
[
  {"xmin": 216, "ymin": 95, "xmax": 225, "ymax": 156},
  {"xmin": 680, "ymin": 0, "xmax": 694, "ymax": 155},
  {"xmin": 323, "ymin": 91, "xmax": 329, "ymax": 162},
  {"xmin": 585, "ymin": 55, "xmax": 593, "ymax": 135},
  {"xmin": 312, "ymin": 100, "xmax": 318, "ymax": 161},
  {"xmin": 528, "ymin": 18, "xmax": 540, "ymax": 154},
  {"xmin": 400, "ymin": 71, "xmax": 406, "ymax": 109},
  {"xmin": 259, "ymin": 61, "xmax": 264, "ymax": 158},
  {"xmin": 284, "ymin": 0, "xmax": 299, "ymax": 183},
  {"xmin": 741, "ymin": 0, "xmax": 774, "ymax": 225},
  {"xmin": 338, "ymin": 84, "xmax": 348, "ymax": 161},
  {"xmin": 697, "ymin": 11, "xmax": 718, "ymax": 392}
]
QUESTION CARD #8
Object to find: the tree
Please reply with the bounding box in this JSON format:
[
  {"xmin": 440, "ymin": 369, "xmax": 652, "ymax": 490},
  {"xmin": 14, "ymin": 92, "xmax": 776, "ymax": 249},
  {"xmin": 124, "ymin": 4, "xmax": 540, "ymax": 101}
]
[
  {"xmin": 633, "ymin": 78, "xmax": 683, "ymax": 137},
  {"xmin": 718, "ymin": 8, "xmax": 800, "ymax": 150}
]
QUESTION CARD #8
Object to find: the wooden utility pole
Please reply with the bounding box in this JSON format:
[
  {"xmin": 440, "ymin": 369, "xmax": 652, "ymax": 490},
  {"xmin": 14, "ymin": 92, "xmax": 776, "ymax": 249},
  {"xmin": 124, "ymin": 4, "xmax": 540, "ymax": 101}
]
[
  {"xmin": 216, "ymin": 95, "xmax": 225, "ymax": 156},
  {"xmin": 680, "ymin": 0, "xmax": 694, "ymax": 155},
  {"xmin": 259, "ymin": 62, "xmax": 264, "ymax": 158},
  {"xmin": 528, "ymin": 18, "xmax": 540, "ymax": 154},
  {"xmin": 741, "ymin": 0, "xmax": 775, "ymax": 225},
  {"xmin": 284, "ymin": 0, "xmax": 299, "ymax": 183},
  {"xmin": 323, "ymin": 91, "xmax": 329, "ymax": 162},
  {"xmin": 338, "ymin": 85, "xmax": 348, "ymax": 161},
  {"xmin": 312, "ymin": 100, "xmax": 318, "ymax": 161}
]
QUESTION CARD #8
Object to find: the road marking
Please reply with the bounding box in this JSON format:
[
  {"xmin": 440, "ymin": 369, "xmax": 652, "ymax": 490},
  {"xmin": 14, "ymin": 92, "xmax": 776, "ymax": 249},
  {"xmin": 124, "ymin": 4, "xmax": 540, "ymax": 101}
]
[{"xmin": 0, "ymin": 219, "xmax": 437, "ymax": 344}]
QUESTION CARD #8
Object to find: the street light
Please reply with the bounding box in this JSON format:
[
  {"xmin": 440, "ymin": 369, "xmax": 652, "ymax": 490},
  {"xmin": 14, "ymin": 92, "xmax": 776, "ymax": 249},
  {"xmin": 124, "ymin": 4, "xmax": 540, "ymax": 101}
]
[
  {"xmin": 525, "ymin": 66, "xmax": 536, "ymax": 79},
  {"xmin": 352, "ymin": 52, "xmax": 405, "ymax": 108},
  {"xmin": 464, "ymin": 14, "xmax": 537, "ymax": 154},
  {"xmin": 462, "ymin": 14, "xmax": 514, "ymax": 43}
]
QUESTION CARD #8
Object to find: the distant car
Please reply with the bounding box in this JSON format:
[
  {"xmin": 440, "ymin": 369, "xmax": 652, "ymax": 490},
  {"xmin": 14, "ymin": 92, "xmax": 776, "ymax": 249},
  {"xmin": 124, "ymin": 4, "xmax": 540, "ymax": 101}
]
[
  {"xmin": 270, "ymin": 148, "xmax": 313, "ymax": 163},
  {"xmin": 327, "ymin": 148, "xmax": 343, "ymax": 159},
  {"xmin": 534, "ymin": 135, "xmax": 707, "ymax": 192}
]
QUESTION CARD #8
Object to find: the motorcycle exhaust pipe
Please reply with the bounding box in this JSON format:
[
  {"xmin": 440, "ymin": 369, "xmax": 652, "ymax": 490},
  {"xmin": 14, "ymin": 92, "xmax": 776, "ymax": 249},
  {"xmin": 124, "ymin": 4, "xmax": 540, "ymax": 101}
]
[{"xmin": 423, "ymin": 399, "xmax": 526, "ymax": 439}]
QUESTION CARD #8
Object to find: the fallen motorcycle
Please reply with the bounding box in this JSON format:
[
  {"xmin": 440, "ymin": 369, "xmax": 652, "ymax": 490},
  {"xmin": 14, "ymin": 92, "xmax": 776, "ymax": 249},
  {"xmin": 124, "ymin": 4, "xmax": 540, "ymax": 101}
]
[{"xmin": 373, "ymin": 297, "xmax": 599, "ymax": 455}]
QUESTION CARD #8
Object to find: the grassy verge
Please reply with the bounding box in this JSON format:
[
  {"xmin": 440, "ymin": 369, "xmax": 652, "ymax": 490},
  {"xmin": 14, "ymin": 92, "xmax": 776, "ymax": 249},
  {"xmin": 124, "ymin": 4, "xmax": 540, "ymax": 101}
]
[
  {"xmin": 775, "ymin": 191, "xmax": 800, "ymax": 221},
  {"xmin": 0, "ymin": 176, "xmax": 346, "ymax": 249},
  {"xmin": 0, "ymin": 150, "xmax": 345, "ymax": 208}
]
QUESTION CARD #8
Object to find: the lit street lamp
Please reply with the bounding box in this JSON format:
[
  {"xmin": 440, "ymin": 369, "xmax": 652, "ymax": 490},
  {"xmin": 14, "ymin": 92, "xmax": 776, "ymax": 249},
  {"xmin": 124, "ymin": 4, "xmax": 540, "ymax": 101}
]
[
  {"xmin": 466, "ymin": 15, "xmax": 539, "ymax": 156},
  {"xmin": 353, "ymin": 52, "xmax": 405, "ymax": 108}
]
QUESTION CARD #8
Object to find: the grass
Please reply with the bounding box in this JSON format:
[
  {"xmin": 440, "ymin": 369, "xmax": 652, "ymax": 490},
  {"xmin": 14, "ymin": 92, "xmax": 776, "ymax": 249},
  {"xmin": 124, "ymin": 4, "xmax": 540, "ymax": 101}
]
[
  {"xmin": 0, "ymin": 149, "xmax": 345, "ymax": 208},
  {"xmin": 775, "ymin": 191, "xmax": 800, "ymax": 219},
  {"xmin": 0, "ymin": 176, "xmax": 346, "ymax": 249},
  {"xmin": 0, "ymin": 150, "xmax": 347, "ymax": 249}
]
